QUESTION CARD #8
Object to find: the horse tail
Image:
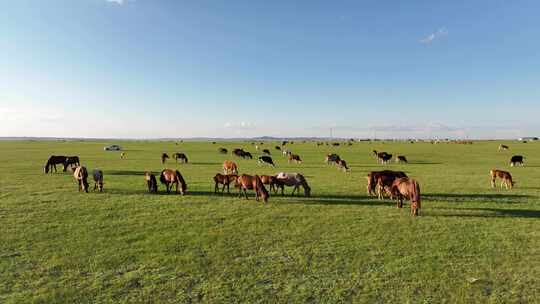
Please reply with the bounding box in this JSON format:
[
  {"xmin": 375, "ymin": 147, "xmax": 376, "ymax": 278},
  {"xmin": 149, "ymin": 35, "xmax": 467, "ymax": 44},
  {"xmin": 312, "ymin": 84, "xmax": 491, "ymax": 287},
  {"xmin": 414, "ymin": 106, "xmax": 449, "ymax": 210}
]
[
  {"xmin": 176, "ymin": 170, "xmax": 187, "ymax": 194},
  {"xmin": 411, "ymin": 179, "xmax": 420, "ymax": 209},
  {"xmin": 159, "ymin": 170, "xmax": 167, "ymax": 184}
]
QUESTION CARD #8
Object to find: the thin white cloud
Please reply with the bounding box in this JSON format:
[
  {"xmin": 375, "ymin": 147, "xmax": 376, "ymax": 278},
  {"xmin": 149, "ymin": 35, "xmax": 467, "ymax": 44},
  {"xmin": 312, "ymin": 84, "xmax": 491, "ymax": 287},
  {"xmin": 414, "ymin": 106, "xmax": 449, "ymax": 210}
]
[
  {"xmin": 420, "ymin": 28, "xmax": 448, "ymax": 44},
  {"xmin": 106, "ymin": 0, "xmax": 125, "ymax": 5}
]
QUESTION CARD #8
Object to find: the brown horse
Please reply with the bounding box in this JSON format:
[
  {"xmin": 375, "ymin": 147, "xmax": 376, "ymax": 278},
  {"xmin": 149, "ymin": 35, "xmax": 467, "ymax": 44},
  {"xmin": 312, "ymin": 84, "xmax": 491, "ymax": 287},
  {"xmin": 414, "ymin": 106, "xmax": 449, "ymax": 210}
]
[
  {"xmin": 213, "ymin": 173, "xmax": 238, "ymax": 194},
  {"xmin": 235, "ymin": 174, "xmax": 269, "ymax": 202},
  {"xmin": 92, "ymin": 169, "xmax": 104, "ymax": 192},
  {"xmin": 288, "ymin": 154, "xmax": 302, "ymax": 163},
  {"xmin": 223, "ymin": 160, "xmax": 238, "ymax": 174},
  {"xmin": 159, "ymin": 169, "xmax": 187, "ymax": 195},
  {"xmin": 64, "ymin": 156, "xmax": 80, "ymax": 172},
  {"xmin": 173, "ymin": 153, "xmax": 188, "ymax": 163},
  {"xmin": 390, "ymin": 178, "xmax": 421, "ymax": 216},
  {"xmin": 366, "ymin": 170, "xmax": 407, "ymax": 196},
  {"xmin": 73, "ymin": 166, "xmax": 89, "ymax": 193},
  {"xmin": 161, "ymin": 153, "xmax": 169, "ymax": 164},
  {"xmin": 490, "ymin": 169, "xmax": 514, "ymax": 189},
  {"xmin": 145, "ymin": 171, "xmax": 158, "ymax": 193},
  {"xmin": 275, "ymin": 172, "xmax": 311, "ymax": 197},
  {"xmin": 336, "ymin": 159, "xmax": 350, "ymax": 172},
  {"xmin": 44, "ymin": 155, "xmax": 67, "ymax": 173}
]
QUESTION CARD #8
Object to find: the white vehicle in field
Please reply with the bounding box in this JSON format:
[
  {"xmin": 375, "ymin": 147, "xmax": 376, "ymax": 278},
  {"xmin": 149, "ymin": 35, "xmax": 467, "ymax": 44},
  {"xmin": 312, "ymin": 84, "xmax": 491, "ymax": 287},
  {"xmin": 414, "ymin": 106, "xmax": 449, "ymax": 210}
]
[{"xmin": 104, "ymin": 144, "xmax": 122, "ymax": 151}]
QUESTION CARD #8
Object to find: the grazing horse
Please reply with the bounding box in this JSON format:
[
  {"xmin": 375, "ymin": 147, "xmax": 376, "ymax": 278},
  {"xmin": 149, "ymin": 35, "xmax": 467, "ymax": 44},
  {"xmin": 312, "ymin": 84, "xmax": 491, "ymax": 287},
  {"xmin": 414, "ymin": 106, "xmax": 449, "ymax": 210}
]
[
  {"xmin": 490, "ymin": 169, "xmax": 514, "ymax": 189},
  {"xmin": 235, "ymin": 174, "xmax": 269, "ymax": 202},
  {"xmin": 73, "ymin": 166, "xmax": 89, "ymax": 193},
  {"xmin": 262, "ymin": 149, "xmax": 271, "ymax": 155},
  {"xmin": 288, "ymin": 154, "xmax": 302, "ymax": 164},
  {"xmin": 243, "ymin": 152, "xmax": 253, "ymax": 159},
  {"xmin": 389, "ymin": 178, "xmax": 421, "ymax": 216},
  {"xmin": 275, "ymin": 146, "xmax": 281, "ymax": 151},
  {"xmin": 218, "ymin": 147, "xmax": 228, "ymax": 154},
  {"xmin": 510, "ymin": 155, "xmax": 524, "ymax": 167},
  {"xmin": 332, "ymin": 143, "xmax": 340, "ymax": 146},
  {"xmin": 336, "ymin": 159, "xmax": 350, "ymax": 172},
  {"xmin": 395, "ymin": 155, "xmax": 408, "ymax": 163},
  {"xmin": 498, "ymin": 144, "xmax": 509, "ymax": 151},
  {"xmin": 213, "ymin": 173, "xmax": 238, "ymax": 194},
  {"xmin": 173, "ymin": 152, "xmax": 189, "ymax": 163},
  {"xmin": 259, "ymin": 175, "xmax": 281, "ymax": 193},
  {"xmin": 120, "ymin": 152, "xmax": 126, "ymax": 159},
  {"xmin": 44, "ymin": 155, "xmax": 67, "ymax": 173},
  {"xmin": 161, "ymin": 153, "xmax": 169, "ymax": 164},
  {"xmin": 223, "ymin": 160, "xmax": 238, "ymax": 174},
  {"xmin": 366, "ymin": 170, "xmax": 408, "ymax": 196},
  {"xmin": 275, "ymin": 172, "xmax": 311, "ymax": 197},
  {"xmin": 282, "ymin": 149, "xmax": 292, "ymax": 157},
  {"xmin": 258, "ymin": 156, "xmax": 275, "ymax": 167},
  {"xmin": 325, "ymin": 153, "xmax": 341, "ymax": 164},
  {"xmin": 373, "ymin": 150, "xmax": 392, "ymax": 164},
  {"xmin": 92, "ymin": 169, "xmax": 104, "ymax": 192},
  {"xmin": 159, "ymin": 169, "xmax": 187, "ymax": 195},
  {"xmin": 145, "ymin": 171, "xmax": 158, "ymax": 193},
  {"xmin": 214, "ymin": 173, "xmax": 238, "ymax": 194}
]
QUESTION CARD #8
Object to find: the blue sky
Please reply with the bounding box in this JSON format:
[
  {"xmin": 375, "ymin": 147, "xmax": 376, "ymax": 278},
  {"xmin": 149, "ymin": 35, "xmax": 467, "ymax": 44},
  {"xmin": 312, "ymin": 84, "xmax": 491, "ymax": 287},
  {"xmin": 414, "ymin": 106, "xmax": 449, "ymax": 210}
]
[{"xmin": 1, "ymin": 0, "xmax": 539, "ymax": 139}]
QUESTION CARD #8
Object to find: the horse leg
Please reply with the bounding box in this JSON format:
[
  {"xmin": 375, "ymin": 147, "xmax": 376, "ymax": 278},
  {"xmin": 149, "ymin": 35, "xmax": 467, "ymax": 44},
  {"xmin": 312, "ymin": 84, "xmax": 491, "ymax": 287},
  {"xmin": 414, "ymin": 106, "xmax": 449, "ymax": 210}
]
[
  {"xmin": 214, "ymin": 182, "xmax": 218, "ymax": 194},
  {"xmin": 291, "ymin": 186, "xmax": 297, "ymax": 196},
  {"xmin": 243, "ymin": 188, "xmax": 249, "ymax": 200}
]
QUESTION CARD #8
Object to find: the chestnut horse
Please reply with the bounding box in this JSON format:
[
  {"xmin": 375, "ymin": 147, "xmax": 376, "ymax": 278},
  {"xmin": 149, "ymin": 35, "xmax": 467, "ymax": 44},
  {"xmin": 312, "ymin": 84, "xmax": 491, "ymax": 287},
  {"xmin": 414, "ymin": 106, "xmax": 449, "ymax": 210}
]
[
  {"xmin": 73, "ymin": 166, "xmax": 89, "ymax": 193},
  {"xmin": 159, "ymin": 169, "xmax": 187, "ymax": 195},
  {"xmin": 213, "ymin": 173, "xmax": 238, "ymax": 194},
  {"xmin": 275, "ymin": 172, "xmax": 311, "ymax": 196},
  {"xmin": 490, "ymin": 169, "xmax": 514, "ymax": 189},
  {"xmin": 145, "ymin": 171, "xmax": 158, "ymax": 193},
  {"xmin": 390, "ymin": 178, "xmax": 421, "ymax": 216},
  {"xmin": 223, "ymin": 160, "xmax": 238, "ymax": 174},
  {"xmin": 235, "ymin": 174, "xmax": 269, "ymax": 202},
  {"xmin": 259, "ymin": 175, "xmax": 282, "ymax": 193}
]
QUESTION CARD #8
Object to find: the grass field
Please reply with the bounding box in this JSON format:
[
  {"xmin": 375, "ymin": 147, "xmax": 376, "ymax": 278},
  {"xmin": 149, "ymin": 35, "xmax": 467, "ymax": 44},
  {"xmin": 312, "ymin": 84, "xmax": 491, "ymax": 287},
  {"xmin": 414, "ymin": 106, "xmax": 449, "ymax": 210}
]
[{"xmin": 1, "ymin": 140, "xmax": 539, "ymax": 303}]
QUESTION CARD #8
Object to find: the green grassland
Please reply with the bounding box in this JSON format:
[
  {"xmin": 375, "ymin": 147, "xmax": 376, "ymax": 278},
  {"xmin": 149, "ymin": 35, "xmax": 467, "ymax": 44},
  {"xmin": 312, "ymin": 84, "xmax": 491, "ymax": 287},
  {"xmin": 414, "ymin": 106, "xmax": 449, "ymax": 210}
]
[{"xmin": 1, "ymin": 140, "xmax": 539, "ymax": 303}]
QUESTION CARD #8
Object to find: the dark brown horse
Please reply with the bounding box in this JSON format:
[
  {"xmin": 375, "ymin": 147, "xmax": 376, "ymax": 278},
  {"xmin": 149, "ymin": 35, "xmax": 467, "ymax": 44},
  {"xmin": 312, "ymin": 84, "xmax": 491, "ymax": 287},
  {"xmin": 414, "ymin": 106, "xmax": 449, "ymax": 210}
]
[
  {"xmin": 92, "ymin": 169, "xmax": 104, "ymax": 192},
  {"xmin": 73, "ymin": 166, "xmax": 89, "ymax": 193},
  {"xmin": 213, "ymin": 173, "xmax": 238, "ymax": 194},
  {"xmin": 44, "ymin": 155, "xmax": 66, "ymax": 173},
  {"xmin": 259, "ymin": 175, "xmax": 281, "ymax": 193},
  {"xmin": 161, "ymin": 153, "xmax": 169, "ymax": 164},
  {"xmin": 64, "ymin": 156, "xmax": 80, "ymax": 172},
  {"xmin": 145, "ymin": 171, "xmax": 158, "ymax": 193},
  {"xmin": 173, "ymin": 152, "xmax": 188, "ymax": 163},
  {"xmin": 373, "ymin": 150, "xmax": 392, "ymax": 164},
  {"xmin": 159, "ymin": 169, "xmax": 187, "ymax": 195},
  {"xmin": 366, "ymin": 170, "xmax": 407, "ymax": 196},
  {"xmin": 390, "ymin": 178, "xmax": 421, "ymax": 216},
  {"xmin": 235, "ymin": 174, "xmax": 269, "ymax": 202}
]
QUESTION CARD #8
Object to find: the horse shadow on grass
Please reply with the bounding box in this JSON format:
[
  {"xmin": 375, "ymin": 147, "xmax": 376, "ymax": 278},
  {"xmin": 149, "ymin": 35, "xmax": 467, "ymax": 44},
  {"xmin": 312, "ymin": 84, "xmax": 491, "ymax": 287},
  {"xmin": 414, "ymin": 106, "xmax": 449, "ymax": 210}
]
[
  {"xmin": 424, "ymin": 193, "xmax": 534, "ymax": 204},
  {"xmin": 107, "ymin": 170, "xmax": 147, "ymax": 176},
  {"xmin": 428, "ymin": 207, "xmax": 540, "ymax": 219}
]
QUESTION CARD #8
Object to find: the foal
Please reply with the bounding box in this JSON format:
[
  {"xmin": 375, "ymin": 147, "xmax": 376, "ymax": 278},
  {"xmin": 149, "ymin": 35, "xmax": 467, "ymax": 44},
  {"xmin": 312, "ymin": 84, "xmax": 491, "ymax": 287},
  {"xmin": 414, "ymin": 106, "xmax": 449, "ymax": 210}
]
[
  {"xmin": 73, "ymin": 166, "xmax": 89, "ymax": 193},
  {"xmin": 490, "ymin": 169, "xmax": 514, "ymax": 189},
  {"xmin": 145, "ymin": 171, "xmax": 158, "ymax": 193}
]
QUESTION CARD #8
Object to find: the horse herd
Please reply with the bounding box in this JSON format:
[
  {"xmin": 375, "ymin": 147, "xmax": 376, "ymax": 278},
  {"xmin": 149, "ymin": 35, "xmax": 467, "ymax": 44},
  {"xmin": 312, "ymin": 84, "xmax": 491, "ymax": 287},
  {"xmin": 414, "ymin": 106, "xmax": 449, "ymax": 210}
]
[{"xmin": 43, "ymin": 143, "xmax": 526, "ymax": 217}]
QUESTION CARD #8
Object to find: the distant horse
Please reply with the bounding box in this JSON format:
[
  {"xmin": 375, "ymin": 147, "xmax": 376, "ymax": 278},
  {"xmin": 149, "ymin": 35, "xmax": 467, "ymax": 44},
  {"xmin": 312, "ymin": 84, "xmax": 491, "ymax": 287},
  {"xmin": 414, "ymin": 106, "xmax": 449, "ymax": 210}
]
[
  {"xmin": 510, "ymin": 155, "xmax": 524, "ymax": 167},
  {"xmin": 389, "ymin": 178, "xmax": 421, "ymax": 216},
  {"xmin": 373, "ymin": 150, "xmax": 392, "ymax": 164},
  {"xmin": 282, "ymin": 149, "xmax": 292, "ymax": 157},
  {"xmin": 218, "ymin": 148, "xmax": 228, "ymax": 154},
  {"xmin": 235, "ymin": 174, "xmax": 269, "ymax": 202},
  {"xmin": 336, "ymin": 159, "xmax": 350, "ymax": 172},
  {"xmin": 173, "ymin": 152, "xmax": 188, "ymax": 163},
  {"xmin": 498, "ymin": 144, "xmax": 509, "ymax": 151},
  {"xmin": 145, "ymin": 171, "xmax": 158, "ymax": 193},
  {"xmin": 243, "ymin": 152, "xmax": 253, "ymax": 159},
  {"xmin": 73, "ymin": 166, "xmax": 89, "ymax": 193},
  {"xmin": 275, "ymin": 146, "xmax": 281, "ymax": 151},
  {"xmin": 64, "ymin": 156, "xmax": 80, "ymax": 172},
  {"xmin": 490, "ymin": 169, "xmax": 514, "ymax": 189},
  {"xmin": 275, "ymin": 172, "xmax": 311, "ymax": 197},
  {"xmin": 159, "ymin": 169, "xmax": 187, "ymax": 195},
  {"xmin": 288, "ymin": 154, "xmax": 302, "ymax": 164},
  {"xmin": 92, "ymin": 169, "xmax": 104, "ymax": 192},
  {"xmin": 120, "ymin": 152, "xmax": 126, "ymax": 159},
  {"xmin": 325, "ymin": 153, "xmax": 341, "ymax": 165},
  {"xmin": 44, "ymin": 155, "xmax": 67, "ymax": 173},
  {"xmin": 262, "ymin": 149, "xmax": 271, "ymax": 155},
  {"xmin": 258, "ymin": 156, "xmax": 275, "ymax": 167},
  {"xmin": 223, "ymin": 160, "xmax": 238, "ymax": 174},
  {"xmin": 161, "ymin": 153, "xmax": 169, "ymax": 164},
  {"xmin": 395, "ymin": 155, "xmax": 408, "ymax": 163},
  {"xmin": 213, "ymin": 173, "xmax": 238, "ymax": 194}
]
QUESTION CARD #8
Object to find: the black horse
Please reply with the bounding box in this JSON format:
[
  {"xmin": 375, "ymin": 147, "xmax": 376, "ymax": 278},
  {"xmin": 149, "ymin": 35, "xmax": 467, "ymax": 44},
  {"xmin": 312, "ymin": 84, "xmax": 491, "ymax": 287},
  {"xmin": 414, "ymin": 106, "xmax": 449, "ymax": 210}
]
[{"xmin": 45, "ymin": 155, "xmax": 67, "ymax": 173}]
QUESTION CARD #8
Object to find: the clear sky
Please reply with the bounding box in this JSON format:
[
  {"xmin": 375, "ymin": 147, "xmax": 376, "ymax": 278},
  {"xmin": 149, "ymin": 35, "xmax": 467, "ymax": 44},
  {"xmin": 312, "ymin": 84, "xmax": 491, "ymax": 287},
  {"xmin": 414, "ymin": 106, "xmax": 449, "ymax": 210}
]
[{"xmin": 1, "ymin": 0, "xmax": 539, "ymax": 139}]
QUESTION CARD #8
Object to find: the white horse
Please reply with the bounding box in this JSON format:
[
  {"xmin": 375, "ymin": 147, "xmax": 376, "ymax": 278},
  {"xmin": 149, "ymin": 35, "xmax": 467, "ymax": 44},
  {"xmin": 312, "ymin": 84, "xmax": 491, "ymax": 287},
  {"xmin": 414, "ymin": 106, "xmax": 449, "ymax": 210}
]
[{"xmin": 275, "ymin": 172, "xmax": 311, "ymax": 196}]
